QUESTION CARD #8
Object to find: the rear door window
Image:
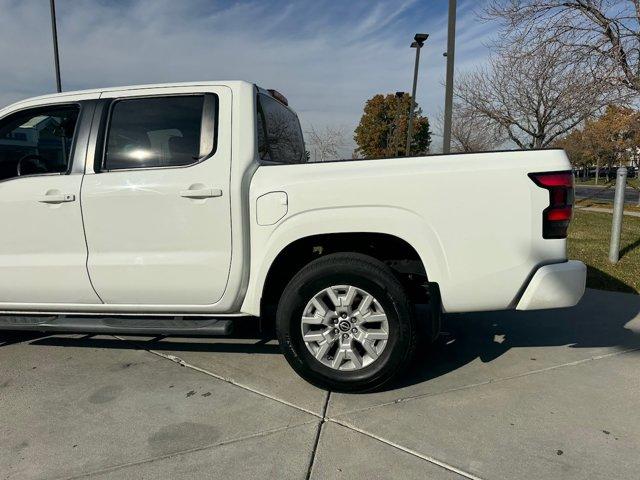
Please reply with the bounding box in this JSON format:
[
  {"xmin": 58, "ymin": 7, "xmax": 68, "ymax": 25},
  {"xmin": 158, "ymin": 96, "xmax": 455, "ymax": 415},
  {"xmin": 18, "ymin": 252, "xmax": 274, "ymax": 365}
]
[
  {"xmin": 258, "ymin": 94, "xmax": 305, "ymax": 164},
  {"xmin": 102, "ymin": 95, "xmax": 216, "ymax": 171}
]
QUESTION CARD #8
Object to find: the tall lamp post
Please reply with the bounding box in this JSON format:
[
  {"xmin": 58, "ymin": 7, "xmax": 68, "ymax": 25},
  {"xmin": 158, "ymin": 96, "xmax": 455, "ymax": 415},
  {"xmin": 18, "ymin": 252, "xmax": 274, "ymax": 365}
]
[
  {"xmin": 406, "ymin": 33, "xmax": 428, "ymax": 157},
  {"xmin": 394, "ymin": 91, "xmax": 405, "ymax": 157},
  {"xmin": 442, "ymin": 0, "xmax": 457, "ymax": 153},
  {"xmin": 49, "ymin": 0, "xmax": 62, "ymax": 92}
]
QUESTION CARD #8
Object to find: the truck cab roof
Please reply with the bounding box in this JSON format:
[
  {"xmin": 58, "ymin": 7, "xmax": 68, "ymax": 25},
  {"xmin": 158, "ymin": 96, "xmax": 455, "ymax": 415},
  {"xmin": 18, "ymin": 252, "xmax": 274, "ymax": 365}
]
[{"xmin": 2, "ymin": 80, "xmax": 258, "ymax": 112}]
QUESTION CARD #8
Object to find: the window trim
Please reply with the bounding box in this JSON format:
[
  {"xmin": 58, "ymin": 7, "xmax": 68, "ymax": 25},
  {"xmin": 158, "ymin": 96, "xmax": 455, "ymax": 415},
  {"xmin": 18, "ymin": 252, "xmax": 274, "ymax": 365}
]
[
  {"xmin": 256, "ymin": 93, "xmax": 306, "ymax": 165},
  {"xmin": 0, "ymin": 102, "xmax": 84, "ymax": 184},
  {"xmin": 96, "ymin": 93, "xmax": 219, "ymax": 173}
]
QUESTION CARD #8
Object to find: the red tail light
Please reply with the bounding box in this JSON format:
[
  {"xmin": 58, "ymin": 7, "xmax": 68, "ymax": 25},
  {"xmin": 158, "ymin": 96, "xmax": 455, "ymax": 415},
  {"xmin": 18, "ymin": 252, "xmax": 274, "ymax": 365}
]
[{"xmin": 529, "ymin": 171, "xmax": 574, "ymax": 239}]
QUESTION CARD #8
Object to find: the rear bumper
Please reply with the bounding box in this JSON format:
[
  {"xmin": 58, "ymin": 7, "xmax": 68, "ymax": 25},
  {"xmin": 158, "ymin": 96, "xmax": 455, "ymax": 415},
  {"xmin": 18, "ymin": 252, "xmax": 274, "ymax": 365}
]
[{"xmin": 516, "ymin": 260, "xmax": 586, "ymax": 310}]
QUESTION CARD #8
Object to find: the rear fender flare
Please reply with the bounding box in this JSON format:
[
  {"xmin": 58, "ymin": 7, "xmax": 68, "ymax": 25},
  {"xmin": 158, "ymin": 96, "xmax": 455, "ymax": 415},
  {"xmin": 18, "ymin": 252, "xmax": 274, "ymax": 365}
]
[{"xmin": 240, "ymin": 206, "xmax": 449, "ymax": 315}]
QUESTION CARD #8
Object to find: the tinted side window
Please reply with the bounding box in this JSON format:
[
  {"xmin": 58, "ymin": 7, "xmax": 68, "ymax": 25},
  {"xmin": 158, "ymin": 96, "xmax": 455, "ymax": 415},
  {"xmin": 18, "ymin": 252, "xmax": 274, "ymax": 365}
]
[
  {"xmin": 103, "ymin": 95, "xmax": 215, "ymax": 171},
  {"xmin": 0, "ymin": 105, "xmax": 79, "ymax": 181},
  {"xmin": 258, "ymin": 94, "xmax": 305, "ymax": 164}
]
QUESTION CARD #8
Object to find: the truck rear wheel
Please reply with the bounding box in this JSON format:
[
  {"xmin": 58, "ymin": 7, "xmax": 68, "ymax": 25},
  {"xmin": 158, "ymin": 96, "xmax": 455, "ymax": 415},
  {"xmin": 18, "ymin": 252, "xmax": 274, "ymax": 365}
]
[{"xmin": 276, "ymin": 253, "xmax": 417, "ymax": 392}]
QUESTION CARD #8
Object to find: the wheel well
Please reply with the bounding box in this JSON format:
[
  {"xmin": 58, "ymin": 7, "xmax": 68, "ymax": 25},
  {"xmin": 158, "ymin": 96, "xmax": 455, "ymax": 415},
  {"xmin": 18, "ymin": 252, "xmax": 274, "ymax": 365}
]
[{"xmin": 261, "ymin": 233, "xmax": 430, "ymax": 315}]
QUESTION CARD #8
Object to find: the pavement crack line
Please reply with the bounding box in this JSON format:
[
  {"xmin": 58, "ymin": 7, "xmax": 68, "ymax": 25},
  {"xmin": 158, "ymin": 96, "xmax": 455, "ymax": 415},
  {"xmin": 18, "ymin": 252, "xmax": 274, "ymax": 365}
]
[
  {"xmin": 112, "ymin": 335, "xmax": 322, "ymax": 419},
  {"xmin": 334, "ymin": 346, "xmax": 640, "ymax": 417},
  {"xmin": 330, "ymin": 418, "xmax": 486, "ymax": 480},
  {"xmin": 57, "ymin": 420, "xmax": 319, "ymax": 480},
  {"xmin": 305, "ymin": 390, "xmax": 331, "ymax": 480}
]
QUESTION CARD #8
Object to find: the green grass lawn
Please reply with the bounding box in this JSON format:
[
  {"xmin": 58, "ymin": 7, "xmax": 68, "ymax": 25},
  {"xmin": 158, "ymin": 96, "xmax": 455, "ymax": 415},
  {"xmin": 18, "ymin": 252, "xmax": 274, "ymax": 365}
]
[{"xmin": 567, "ymin": 210, "xmax": 640, "ymax": 294}]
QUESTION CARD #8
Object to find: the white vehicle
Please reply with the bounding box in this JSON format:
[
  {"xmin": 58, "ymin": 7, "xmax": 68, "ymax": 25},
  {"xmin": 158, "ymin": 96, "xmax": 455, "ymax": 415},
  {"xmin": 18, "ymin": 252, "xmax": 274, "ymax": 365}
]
[{"xmin": 0, "ymin": 81, "xmax": 586, "ymax": 391}]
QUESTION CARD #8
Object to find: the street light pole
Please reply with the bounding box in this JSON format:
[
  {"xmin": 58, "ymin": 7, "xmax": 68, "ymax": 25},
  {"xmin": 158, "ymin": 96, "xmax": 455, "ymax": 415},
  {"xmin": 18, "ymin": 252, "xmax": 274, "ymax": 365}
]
[
  {"xmin": 49, "ymin": 0, "xmax": 62, "ymax": 92},
  {"xmin": 442, "ymin": 0, "xmax": 457, "ymax": 153},
  {"xmin": 406, "ymin": 33, "xmax": 428, "ymax": 157},
  {"xmin": 395, "ymin": 91, "xmax": 405, "ymax": 157}
]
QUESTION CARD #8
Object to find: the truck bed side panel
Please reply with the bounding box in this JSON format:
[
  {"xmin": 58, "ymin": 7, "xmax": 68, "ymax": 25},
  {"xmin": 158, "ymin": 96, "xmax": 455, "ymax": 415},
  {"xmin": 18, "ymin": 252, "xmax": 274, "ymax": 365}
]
[{"xmin": 243, "ymin": 149, "xmax": 570, "ymax": 314}]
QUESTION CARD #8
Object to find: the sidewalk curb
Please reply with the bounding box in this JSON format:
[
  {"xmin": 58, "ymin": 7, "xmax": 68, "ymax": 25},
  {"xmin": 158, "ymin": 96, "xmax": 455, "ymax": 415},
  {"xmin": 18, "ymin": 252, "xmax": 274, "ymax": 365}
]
[
  {"xmin": 575, "ymin": 184, "xmax": 636, "ymax": 190},
  {"xmin": 575, "ymin": 206, "xmax": 640, "ymax": 217}
]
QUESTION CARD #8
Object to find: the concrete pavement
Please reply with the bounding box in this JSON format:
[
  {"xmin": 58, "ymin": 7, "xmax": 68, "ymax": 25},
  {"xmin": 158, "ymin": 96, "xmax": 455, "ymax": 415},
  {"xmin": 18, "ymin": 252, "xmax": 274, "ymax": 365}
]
[{"xmin": 1, "ymin": 288, "xmax": 639, "ymax": 479}]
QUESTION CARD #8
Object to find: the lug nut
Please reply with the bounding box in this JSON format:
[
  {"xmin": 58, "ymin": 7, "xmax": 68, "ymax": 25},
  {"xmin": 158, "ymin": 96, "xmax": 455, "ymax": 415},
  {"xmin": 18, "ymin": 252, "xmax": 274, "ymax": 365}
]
[
  {"xmin": 341, "ymin": 313, "xmax": 347, "ymax": 319},
  {"xmin": 351, "ymin": 328, "xmax": 358, "ymax": 334},
  {"xmin": 333, "ymin": 318, "xmax": 338, "ymax": 324},
  {"xmin": 350, "ymin": 317, "xmax": 357, "ymax": 323},
  {"xmin": 333, "ymin": 328, "xmax": 339, "ymax": 334},
  {"xmin": 342, "ymin": 333, "xmax": 349, "ymax": 340}
]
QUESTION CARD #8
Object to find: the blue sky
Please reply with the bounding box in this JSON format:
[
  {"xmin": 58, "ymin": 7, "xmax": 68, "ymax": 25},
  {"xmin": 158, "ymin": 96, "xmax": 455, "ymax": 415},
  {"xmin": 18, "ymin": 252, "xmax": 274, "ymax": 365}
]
[{"xmin": 0, "ymin": 0, "xmax": 496, "ymax": 154}]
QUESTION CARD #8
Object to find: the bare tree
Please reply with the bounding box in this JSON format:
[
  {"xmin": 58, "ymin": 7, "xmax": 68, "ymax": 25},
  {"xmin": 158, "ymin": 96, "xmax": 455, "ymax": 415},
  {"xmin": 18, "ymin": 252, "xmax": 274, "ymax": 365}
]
[
  {"xmin": 455, "ymin": 44, "xmax": 615, "ymax": 149},
  {"xmin": 485, "ymin": 0, "xmax": 640, "ymax": 94},
  {"xmin": 351, "ymin": 149, "xmax": 364, "ymax": 159},
  {"xmin": 305, "ymin": 125, "xmax": 347, "ymax": 162},
  {"xmin": 447, "ymin": 104, "xmax": 504, "ymax": 152}
]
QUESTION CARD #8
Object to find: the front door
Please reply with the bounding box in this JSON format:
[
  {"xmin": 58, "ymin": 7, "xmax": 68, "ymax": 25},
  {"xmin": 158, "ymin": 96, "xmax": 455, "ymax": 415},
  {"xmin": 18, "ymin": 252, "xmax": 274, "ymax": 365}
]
[
  {"xmin": 81, "ymin": 86, "xmax": 233, "ymax": 305},
  {"xmin": 0, "ymin": 102, "xmax": 101, "ymax": 305}
]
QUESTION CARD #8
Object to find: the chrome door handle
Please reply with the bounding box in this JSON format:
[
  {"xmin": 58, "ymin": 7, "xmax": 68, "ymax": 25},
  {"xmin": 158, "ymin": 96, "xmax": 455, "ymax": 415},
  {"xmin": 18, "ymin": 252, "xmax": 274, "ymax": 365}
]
[
  {"xmin": 38, "ymin": 193, "xmax": 76, "ymax": 204},
  {"xmin": 180, "ymin": 188, "xmax": 222, "ymax": 199}
]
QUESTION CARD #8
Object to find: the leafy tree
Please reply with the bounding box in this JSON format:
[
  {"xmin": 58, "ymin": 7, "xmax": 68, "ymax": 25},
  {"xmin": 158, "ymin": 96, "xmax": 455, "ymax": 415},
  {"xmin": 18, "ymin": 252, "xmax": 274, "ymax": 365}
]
[
  {"xmin": 555, "ymin": 105, "xmax": 640, "ymax": 181},
  {"xmin": 584, "ymin": 105, "xmax": 640, "ymax": 178},
  {"xmin": 354, "ymin": 93, "xmax": 431, "ymax": 158},
  {"xmin": 554, "ymin": 128, "xmax": 590, "ymax": 178}
]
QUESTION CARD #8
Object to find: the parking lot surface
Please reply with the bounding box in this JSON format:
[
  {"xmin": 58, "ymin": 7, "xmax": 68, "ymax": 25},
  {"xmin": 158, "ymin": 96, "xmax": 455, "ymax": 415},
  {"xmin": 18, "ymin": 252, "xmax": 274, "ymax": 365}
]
[{"xmin": 1, "ymin": 288, "xmax": 639, "ymax": 479}]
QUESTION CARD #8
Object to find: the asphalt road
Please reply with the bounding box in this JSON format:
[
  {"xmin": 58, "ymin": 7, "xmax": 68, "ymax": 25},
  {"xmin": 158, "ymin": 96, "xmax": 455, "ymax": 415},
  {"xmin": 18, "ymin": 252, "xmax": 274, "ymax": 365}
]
[{"xmin": 575, "ymin": 185, "xmax": 639, "ymax": 204}]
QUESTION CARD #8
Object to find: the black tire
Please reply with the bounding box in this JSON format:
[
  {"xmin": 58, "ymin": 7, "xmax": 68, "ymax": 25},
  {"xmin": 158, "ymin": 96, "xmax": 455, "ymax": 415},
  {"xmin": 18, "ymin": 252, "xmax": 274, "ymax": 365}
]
[{"xmin": 276, "ymin": 252, "xmax": 417, "ymax": 392}]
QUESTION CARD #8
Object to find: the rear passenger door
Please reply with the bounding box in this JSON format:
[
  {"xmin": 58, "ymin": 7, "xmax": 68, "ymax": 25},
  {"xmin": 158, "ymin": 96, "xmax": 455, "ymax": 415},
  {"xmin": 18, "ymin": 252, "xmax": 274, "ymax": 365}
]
[{"xmin": 81, "ymin": 86, "xmax": 232, "ymax": 305}]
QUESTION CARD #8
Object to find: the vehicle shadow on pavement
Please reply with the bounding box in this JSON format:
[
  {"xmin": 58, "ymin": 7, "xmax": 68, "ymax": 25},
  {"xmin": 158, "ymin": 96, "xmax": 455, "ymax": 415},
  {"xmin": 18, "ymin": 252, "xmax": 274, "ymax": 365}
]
[
  {"xmin": 3, "ymin": 317, "xmax": 281, "ymax": 355},
  {"xmin": 391, "ymin": 287, "xmax": 640, "ymax": 391},
  {"xmin": 23, "ymin": 335, "xmax": 282, "ymax": 355},
  {"xmin": 0, "ymin": 331, "xmax": 50, "ymax": 348},
  {"xmin": 2, "ymin": 287, "xmax": 638, "ymax": 395}
]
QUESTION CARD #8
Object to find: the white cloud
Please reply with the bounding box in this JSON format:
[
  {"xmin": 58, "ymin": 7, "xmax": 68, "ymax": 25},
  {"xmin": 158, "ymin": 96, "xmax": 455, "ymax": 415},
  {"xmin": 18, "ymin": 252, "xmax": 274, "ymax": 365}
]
[{"xmin": 0, "ymin": 0, "xmax": 495, "ymax": 156}]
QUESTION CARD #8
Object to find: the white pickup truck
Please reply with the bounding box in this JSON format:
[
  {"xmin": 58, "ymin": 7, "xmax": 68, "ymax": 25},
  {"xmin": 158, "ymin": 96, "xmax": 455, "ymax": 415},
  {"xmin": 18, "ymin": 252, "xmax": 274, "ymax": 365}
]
[{"xmin": 0, "ymin": 81, "xmax": 586, "ymax": 391}]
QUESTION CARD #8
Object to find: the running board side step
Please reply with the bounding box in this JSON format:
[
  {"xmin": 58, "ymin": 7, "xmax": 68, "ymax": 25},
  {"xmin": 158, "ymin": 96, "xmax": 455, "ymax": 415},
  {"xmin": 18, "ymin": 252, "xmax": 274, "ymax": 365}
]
[{"xmin": 0, "ymin": 315, "xmax": 235, "ymax": 336}]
